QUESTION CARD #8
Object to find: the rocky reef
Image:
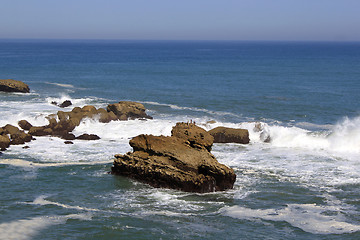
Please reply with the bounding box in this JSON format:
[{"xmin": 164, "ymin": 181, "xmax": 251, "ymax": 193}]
[
  {"xmin": 0, "ymin": 101, "xmax": 152, "ymax": 151},
  {"xmin": 0, "ymin": 79, "xmax": 30, "ymax": 93},
  {"xmin": 111, "ymin": 122, "xmax": 236, "ymax": 193}
]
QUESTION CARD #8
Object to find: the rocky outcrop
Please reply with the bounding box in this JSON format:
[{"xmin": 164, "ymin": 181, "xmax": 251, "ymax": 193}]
[
  {"xmin": 107, "ymin": 101, "xmax": 153, "ymax": 120},
  {"xmin": 0, "ymin": 124, "xmax": 33, "ymax": 150},
  {"xmin": 112, "ymin": 122, "xmax": 236, "ymax": 193},
  {"xmin": 0, "ymin": 79, "xmax": 30, "ymax": 93},
  {"xmin": 0, "ymin": 100, "xmax": 152, "ymax": 151},
  {"xmin": 51, "ymin": 100, "xmax": 73, "ymax": 108},
  {"xmin": 208, "ymin": 127, "xmax": 250, "ymax": 144}
]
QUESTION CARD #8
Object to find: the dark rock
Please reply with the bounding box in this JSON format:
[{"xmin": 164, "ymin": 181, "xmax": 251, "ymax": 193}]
[
  {"xmin": 55, "ymin": 132, "xmax": 76, "ymax": 140},
  {"xmin": 112, "ymin": 123, "xmax": 236, "ymax": 193},
  {"xmin": 22, "ymin": 146, "xmax": 30, "ymax": 149},
  {"xmin": 51, "ymin": 101, "xmax": 58, "ymax": 106},
  {"xmin": 59, "ymin": 100, "xmax": 72, "ymax": 108},
  {"xmin": 76, "ymin": 134, "xmax": 100, "ymax": 140},
  {"xmin": 64, "ymin": 141, "xmax": 74, "ymax": 144},
  {"xmin": 208, "ymin": 127, "xmax": 250, "ymax": 144},
  {"xmin": 18, "ymin": 120, "xmax": 33, "ymax": 131},
  {"xmin": 0, "ymin": 79, "xmax": 30, "ymax": 93},
  {"xmin": 107, "ymin": 101, "xmax": 152, "ymax": 120}
]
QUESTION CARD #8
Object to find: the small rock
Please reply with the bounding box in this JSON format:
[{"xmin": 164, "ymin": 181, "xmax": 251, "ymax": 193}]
[
  {"xmin": 64, "ymin": 141, "xmax": 74, "ymax": 144},
  {"xmin": 208, "ymin": 127, "xmax": 250, "ymax": 144},
  {"xmin": 59, "ymin": 100, "xmax": 72, "ymax": 108},
  {"xmin": 76, "ymin": 134, "xmax": 100, "ymax": 140}
]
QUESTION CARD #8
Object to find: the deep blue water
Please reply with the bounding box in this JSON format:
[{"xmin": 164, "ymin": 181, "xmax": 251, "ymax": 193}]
[
  {"xmin": 1, "ymin": 40, "xmax": 359, "ymax": 124},
  {"xmin": 1, "ymin": 40, "xmax": 360, "ymax": 239}
]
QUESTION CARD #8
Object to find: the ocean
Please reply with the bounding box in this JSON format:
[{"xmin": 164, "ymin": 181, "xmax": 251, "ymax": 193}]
[{"xmin": 0, "ymin": 40, "xmax": 359, "ymax": 239}]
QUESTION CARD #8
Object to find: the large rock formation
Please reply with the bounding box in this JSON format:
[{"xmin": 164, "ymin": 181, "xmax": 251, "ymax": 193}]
[
  {"xmin": 112, "ymin": 122, "xmax": 236, "ymax": 193},
  {"xmin": 208, "ymin": 127, "xmax": 250, "ymax": 144},
  {"xmin": 0, "ymin": 79, "xmax": 30, "ymax": 93},
  {"xmin": 107, "ymin": 101, "xmax": 153, "ymax": 120}
]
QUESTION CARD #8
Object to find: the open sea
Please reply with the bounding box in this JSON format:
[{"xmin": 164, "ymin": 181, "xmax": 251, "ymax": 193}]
[{"xmin": 0, "ymin": 40, "xmax": 360, "ymax": 239}]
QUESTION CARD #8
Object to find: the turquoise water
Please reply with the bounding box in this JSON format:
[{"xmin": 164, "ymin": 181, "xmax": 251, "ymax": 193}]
[{"xmin": 0, "ymin": 40, "xmax": 360, "ymax": 239}]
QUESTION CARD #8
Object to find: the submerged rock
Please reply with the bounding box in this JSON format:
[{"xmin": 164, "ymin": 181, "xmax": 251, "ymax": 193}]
[
  {"xmin": 112, "ymin": 123, "xmax": 236, "ymax": 193},
  {"xmin": 76, "ymin": 134, "xmax": 100, "ymax": 140},
  {"xmin": 0, "ymin": 79, "xmax": 30, "ymax": 93},
  {"xmin": 208, "ymin": 127, "xmax": 250, "ymax": 144}
]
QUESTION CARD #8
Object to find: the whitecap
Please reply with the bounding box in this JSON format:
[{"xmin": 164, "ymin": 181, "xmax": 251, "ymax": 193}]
[{"xmin": 222, "ymin": 204, "xmax": 360, "ymax": 234}]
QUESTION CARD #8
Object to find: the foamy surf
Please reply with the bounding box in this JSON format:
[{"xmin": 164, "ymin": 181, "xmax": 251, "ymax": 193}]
[
  {"xmin": 31, "ymin": 195, "xmax": 101, "ymax": 212},
  {"xmin": 0, "ymin": 159, "xmax": 112, "ymax": 168},
  {"xmin": 0, "ymin": 214, "xmax": 91, "ymax": 240},
  {"xmin": 221, "ymin": 204, "xmax": 360, "ymax": 234}
]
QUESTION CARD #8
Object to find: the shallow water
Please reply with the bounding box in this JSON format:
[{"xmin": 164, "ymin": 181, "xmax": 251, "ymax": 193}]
[{"xmin": 0, "ymin": 40, "xmax": 360, "ymax": 239}]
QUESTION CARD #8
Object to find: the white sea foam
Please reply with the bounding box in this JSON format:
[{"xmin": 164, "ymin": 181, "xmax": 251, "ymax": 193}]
[
  {"xmin": 222, "ymin": 204, "xmax": 360, "ymax": 234},
  {"xmin": 45, "ymin": 82, "xmax": 75, "ymax": 88},
  {"xmin": 205, "ymin": 116, "xmax": 360, "ymax": 154},
  {"xmin": 0, "ymin": 213, "xmax": 91, "ymax": 240},
  {"xmin": 0, "ymin": 159, "xmax": 112, "ymax": 168},
  {"xmin": 31, "ymin": 195, "xmax": 101, "ymax": 212}
]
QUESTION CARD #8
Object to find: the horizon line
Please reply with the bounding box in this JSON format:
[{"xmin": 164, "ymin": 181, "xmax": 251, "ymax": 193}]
[{"xmin": 0, "ymin": 38, "xmax": 359, "ymax": 43}]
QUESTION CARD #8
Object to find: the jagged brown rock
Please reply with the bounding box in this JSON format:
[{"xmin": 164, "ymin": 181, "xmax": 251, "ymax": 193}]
[
  {"xmin": 171, "ymin": 122, "xmax": 213, "ymax": 151},
  {"xmin": 112, "ymin": 123, "xmax": 236, "ymax": 193},
  {"xmin": 18, "ymin": 120, "xmax": 33, "ymax": 131},
  {"xmin": 0, "ymin": 135, "xmax": 10, "ymax": 150},
  {"xmin": 58, "ymin": 100, "xmax": 72, "ymax": 108},
  {"xmin": 208, "ymin": 127, "xmax": 250, "ymax": 144},
  {"xmin": 0, "ymin": 79, "xmax": 30, "ymax": 93},
  {"xmin": 0, "ymin": 101, "xmax": 152, "ymax": 151},
  {"xmin": 107, "ymin": 101, "xmax": 153, "ymax": 120}
]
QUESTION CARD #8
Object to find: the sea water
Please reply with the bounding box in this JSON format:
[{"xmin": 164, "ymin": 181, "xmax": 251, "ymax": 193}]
[{"xmin": 0, "ymin": 40, "xmax": 360, "ymax": 239}]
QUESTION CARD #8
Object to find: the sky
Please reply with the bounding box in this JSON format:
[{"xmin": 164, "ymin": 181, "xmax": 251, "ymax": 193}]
[{"xmin": 1, "ymin": 0, "xmax": 359, "ymax": 41}]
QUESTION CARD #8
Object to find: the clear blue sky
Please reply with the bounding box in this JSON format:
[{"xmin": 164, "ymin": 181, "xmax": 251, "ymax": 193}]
[{"xmin": 1, "ymin": 0, "xmax": 359, "ymax": 41}]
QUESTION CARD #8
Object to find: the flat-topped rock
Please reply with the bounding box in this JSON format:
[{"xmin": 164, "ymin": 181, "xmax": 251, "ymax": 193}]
[
  {"xmin": 208, "ymin": 126, "xmax": 250, "ymax": 144},
  {"xmin": 0, "ymin": 79, "xmax": 30, "ymax": 93},
  {"xmin": 112, "ymin": 123, "xmax": 236, "ymax": 193}
]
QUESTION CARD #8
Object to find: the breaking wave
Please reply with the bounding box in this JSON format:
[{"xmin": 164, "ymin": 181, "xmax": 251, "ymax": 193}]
[{"xmin": 222, "ymin": 204, "xmax": 360, "ymax": 234}]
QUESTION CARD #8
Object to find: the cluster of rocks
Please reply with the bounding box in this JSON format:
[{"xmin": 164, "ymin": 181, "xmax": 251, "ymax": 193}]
[
  {"xmin": 1, "ymin": 79, "xmax": 259, "ymax": 193},
  {"xmin": 112, "ymin": 123, "xmax": 236, "ymax": 193},
  {"xmin": 0, "ymin": 101, "xmax": 153, "ymax": 151},
  {"xmin": 51, "ymin": 100, "xmax": 73, "ymax": 108}
]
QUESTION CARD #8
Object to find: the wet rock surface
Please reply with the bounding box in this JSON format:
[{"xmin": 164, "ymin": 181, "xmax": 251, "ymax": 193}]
[{"xmin": 112, "ymin": 123, "xmax": 236, "ymax": 193}]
